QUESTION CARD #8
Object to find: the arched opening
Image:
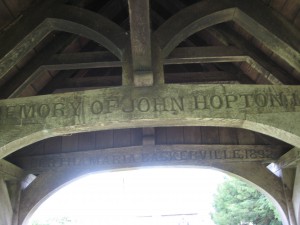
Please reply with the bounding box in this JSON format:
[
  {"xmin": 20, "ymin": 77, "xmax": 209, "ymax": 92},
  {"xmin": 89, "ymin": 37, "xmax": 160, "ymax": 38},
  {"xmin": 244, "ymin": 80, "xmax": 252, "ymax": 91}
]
[{"xmin": 25, "ymin": 167, "xmax": 285, "ymax": 225}]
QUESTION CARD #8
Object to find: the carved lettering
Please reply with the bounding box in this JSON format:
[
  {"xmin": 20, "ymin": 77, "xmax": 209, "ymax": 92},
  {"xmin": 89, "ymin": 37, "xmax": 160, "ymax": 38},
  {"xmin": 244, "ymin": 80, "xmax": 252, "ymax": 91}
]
[
  {"xmin": 193, "ymin": 95, "xmax": 209, "ymax": 110},
  {"xmin": 0, "ymin": 89, "xmax": 299, "ymax": 126},
  {"xmin": 71, "ymin": 102, "xmax": 82, "ymax": 116},
  {"xmin": 53, "ymin": 103, "xmax": 65, "ymax": 117},
  {"xmin": 225, "ymin": 95, "xmax": 238, "ymax": 108},
  {"xmin": 91, "ymin": 101, "xmax": 103, "ymax": 114},
  {"xmin": 292, "ymin": 93, "xmax": 300, "ymax": 106},
  {"xmin": 105, "ymin": 99, "xmax": 119, "ymax": 113},
  {"xmin": 137, "ymin": 98, "xmax": 150, "ymax": 112},
  {"xmin": 20, "ymin": 105, "xmax": 35, "ymax": 118},
  {"xmin": 122, "ymin": 99, "xmax": 134, "ymax": 113},
  {"xmin": 240, "ymin": 94, "xmax": 252, "ymax": 108},
  {"xmin": 171, "ymin": 97, "xmax": 184, "ymax": 112},
  {"xmin": 19, "ymin": 147, "xmax": 281, "ymax": 172},
  {"xmin": 254, "ymin": 94, "xmax": 268, "ymax": 107},
  {"xmin": 6, "ymin": 105, "xmax": 17, "ymax": 119},
  {"xmin": 37, "ymin": 104, "xmax": 50, "ymax": 118},
  {"xmin": 270, "ymin": 92, "xmax": 287, "ymax": 107},
  {"xmin": 153, "ymin": 97, "xmax": 168, "ymax": 112}
]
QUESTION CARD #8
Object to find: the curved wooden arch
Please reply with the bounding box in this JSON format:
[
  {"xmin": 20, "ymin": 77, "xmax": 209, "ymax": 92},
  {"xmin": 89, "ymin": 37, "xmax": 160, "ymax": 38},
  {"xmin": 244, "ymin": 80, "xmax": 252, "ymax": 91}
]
[
  {"xmin": 19, "ymin": 163, "xmax": 289, "ymax": 225},
  {"xmin": 154, "ymin": 0, "xmax": 300, "ymax": 73},
  {"xmin": 0, "ymin": 2, "xmax": 128, "ymax": 84}
]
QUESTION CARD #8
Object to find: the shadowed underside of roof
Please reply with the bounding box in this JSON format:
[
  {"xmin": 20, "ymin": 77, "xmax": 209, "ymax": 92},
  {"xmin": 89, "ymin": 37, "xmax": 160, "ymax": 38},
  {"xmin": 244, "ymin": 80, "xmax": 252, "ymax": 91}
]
[{"xmin": 0, "ymin": 0, "xmax": 299, "ymax": 99}]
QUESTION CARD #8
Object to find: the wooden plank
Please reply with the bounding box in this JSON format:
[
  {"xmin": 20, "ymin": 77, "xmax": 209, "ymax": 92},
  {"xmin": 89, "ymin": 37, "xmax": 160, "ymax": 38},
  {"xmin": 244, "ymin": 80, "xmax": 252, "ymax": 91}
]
[
  {"xmin": 155, "ymin": 128, "xmax": 167, "ymax": 144},
  {"xmin": 131, "ymin": 128, "xmax": 143, "ymax": 146},
  {"xmin": 142, "ymin": 128, "xmax": 155, "ymax": 145},
  {"xmin": 49, "ymin": 76, "xmax": 121, "ymax": 89},
  {"xmin": 165, "ymin": 71, "xmax": 237, "ymax": 84},
  {"xmin": 44, "ymin": 137, "xmax": 62, "ymax": 154},
  {"xmin": 237, "ymin": 129, "xmax": 256, "ymax": 145},
  {"xmin": 219, "ymin": 127, "xmax": 238, "ymax": 144},
  {"xmin": 54, "ymin": 71, "xmax": 236, "ymax": 90},
  {"xmin": 45, "ymin": 46, "xmax": 246, "ymax": 69},
  {"xmin": 277, "ymin": 147, "xmax": 300, "ymax": 168},
  {"xmin": 13, "ymin": 145, "xmax": 286, "ymax": 174},
  {"xmin": 113, "ymin": 129, "xmax": 131, "ymax": 147},
  {"xmin": 62, "ymin": 134, "xmax": 79, "ymax": 153},
  {"xmin": 166, "ymin": 46, "xmax": 247, "ymax": 64},
  {"xmin": 0, "ymin": 160, "xmax": 24, "ymax": 180},
  {"xmin": 45, "ymin": 51, "xmax": 121, "ymax": 70},
  {"xmin": 166, "ymin": 127, "xmax": 184, "ymax": 144},
  {"xmin": 128, "ymin": 0, "xmax": 153, "ymax": 86},
  {"xmin": 201, "ymin": 127, "xmax": 220, "ymax": 144},
  {"xmin": 183, "ymin": 127, "xmax": 202, "ymax": 144},
  {"xmin": 95, "ymin": 130, "xmax": 114, "ymax": 149},
  {"xmin": 78, "ymin": 132, "xmax": 96, "ymax": 151}
]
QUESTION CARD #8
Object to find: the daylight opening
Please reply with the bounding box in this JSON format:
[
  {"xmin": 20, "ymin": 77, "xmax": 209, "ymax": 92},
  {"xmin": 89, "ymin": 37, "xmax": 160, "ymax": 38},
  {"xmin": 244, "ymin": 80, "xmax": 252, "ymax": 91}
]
[{"xmin": 28, "ymin": 168, "xmax": 282, "ymax": 225}]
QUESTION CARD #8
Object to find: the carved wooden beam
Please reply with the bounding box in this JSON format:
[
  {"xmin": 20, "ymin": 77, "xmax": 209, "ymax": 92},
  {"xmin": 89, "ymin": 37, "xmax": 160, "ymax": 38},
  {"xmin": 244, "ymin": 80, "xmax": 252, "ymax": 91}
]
[
  {"xmin": 128, "ymin": 0, "xmax": 153, "ymax": 86},
  {"xmin": 14, "ymin": 145, "xmax": 286, "ymax": 174},
  {"xmin": 0, "ymin": 84, "xmax": 300, "ymax": 159}
]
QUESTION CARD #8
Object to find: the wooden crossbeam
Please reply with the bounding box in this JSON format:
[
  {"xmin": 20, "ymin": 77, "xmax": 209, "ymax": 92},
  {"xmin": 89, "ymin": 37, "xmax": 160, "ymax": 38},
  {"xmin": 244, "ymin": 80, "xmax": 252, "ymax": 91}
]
[
  {"xmin": 206, "ymin": 26, "xmax": 298, "ymax": 84},
  {"xmin": 44, "ymin": 71, "xmax": 237, "ymax": 93},
  {"xmin": 166, "ymin": 46, "xmax": 246, "ymax": 64},
  {"xmin": 14, "ymin": 145, "xmax": 285, "ymax": 174}
]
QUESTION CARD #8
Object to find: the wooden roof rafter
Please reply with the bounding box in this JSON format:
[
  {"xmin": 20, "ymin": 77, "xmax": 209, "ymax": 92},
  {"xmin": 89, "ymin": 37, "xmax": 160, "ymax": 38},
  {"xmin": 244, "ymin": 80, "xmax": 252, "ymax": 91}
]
[
  {"xmin": 0, "ymin": 0, "xmax": 299, "ymax": 98},
  {"xmin": 0, "ymin": 0, "xmax": 128, "ymax": 86},
  {"xmin": 154, "ymin": 0, "xmax": 300, "ymax": 72}
]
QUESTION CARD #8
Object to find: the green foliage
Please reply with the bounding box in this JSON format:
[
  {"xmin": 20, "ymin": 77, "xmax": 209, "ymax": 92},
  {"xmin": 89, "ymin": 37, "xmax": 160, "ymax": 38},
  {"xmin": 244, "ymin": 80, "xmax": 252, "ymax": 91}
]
[
  {"xmin": 211, "ymin": 177, "xmax": 282, "ymax": 225},
  {"xmin": 31, "ymin": 216, "xmax": 73, "ymax": 225}
]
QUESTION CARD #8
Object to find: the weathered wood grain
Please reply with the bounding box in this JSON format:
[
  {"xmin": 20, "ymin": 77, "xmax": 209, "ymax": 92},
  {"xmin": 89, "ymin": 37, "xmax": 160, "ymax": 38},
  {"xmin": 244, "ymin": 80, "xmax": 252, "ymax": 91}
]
[{"xmin": 0, "ymin": 84, "xmax": 300, "ymax": 159}]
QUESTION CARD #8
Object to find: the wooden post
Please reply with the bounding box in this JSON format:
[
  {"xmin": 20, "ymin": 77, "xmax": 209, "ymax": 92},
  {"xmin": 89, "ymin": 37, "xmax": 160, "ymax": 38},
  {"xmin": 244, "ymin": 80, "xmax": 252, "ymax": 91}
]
[
  {"xmin": 128, "ymin": 0, "xmax": 153, "ymax": 86},
  {"xmin": 6, "ymin": 181, "xmax": 22, "ymax": 225},
  {"xmin": 0, "ymin": 178, "xmax": 13, "ymax": 225},
  {"xmin": 293, "ymin": 163, "xmax": 300, "ymax": 224},
  {"xmin": 282, "ymin": 169, "xmax": 297, "ymax": 225}
]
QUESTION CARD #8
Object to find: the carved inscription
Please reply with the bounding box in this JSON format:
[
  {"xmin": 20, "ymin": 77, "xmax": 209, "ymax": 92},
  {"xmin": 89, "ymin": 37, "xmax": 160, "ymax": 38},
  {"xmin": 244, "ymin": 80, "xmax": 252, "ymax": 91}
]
[
  {"xmin": 0, "ymin": 88, "xmax": 299, "ymax": 125},
  {"xmin": 17, "ymin": 145, "xmax": 283, "ymax": 173}
]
